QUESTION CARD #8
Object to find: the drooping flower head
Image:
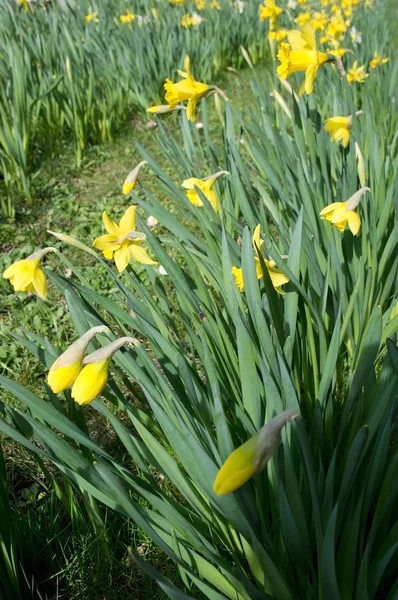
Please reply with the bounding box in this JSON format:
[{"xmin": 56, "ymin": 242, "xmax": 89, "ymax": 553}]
[
  {"xmin": 346, "ymin": 60, "xmax": 368, "ymax": 84},
  {"xmin": 181, "ymin": 171, "xmax": 228, "ymax": 213},
  {"xmin": 3, "ymin": 247, "xmax": 55, "ymax": 299},
  {"xmin": 93, "ymin": 206, "xmax": 156, "ymax": 272},
  {"xmin": 120, "ymin": 9, "xmax": 135, "ymax": 24},
  {"xmin": 277, "ymin": 22, "xmax": 332, "ymax": 95},
  {"xmin": 122, "ymin": 161, "xmax": 147, "ymax": 195},
  {"xmin": 85, "ymin": 8, "xmax": 99, "ymax": 23},
  {"xmin": 164, "ymin": 56, "xmax": 209, "ymax": 121},
  {"xmin": 319, "ymin": 187, "xmax": 370, "ymax": 235},
  {"xmin": 213, "ymin": 409, "xmax": 300, "ymax": 495},
  {"xmin": 232, "ymin": 225, "xmax": 289, "ymax": 294},
  {"xmin": 48, "ymin": 326, "xmax": 109, "ymax": 394},
  {"xmin": 369, "ymin": 52, "xmax": 389, "ymax": 69},
  {"xmin": 324, "ymin": 111, "xmax": 362, "ymax": 148},
  {"xmin": 71, "ymin": 337, "xmax": 138, "ymax": 405},
  {"xmin": 259, "ymin": 0, "xmax": 283, "ymax": 27}
]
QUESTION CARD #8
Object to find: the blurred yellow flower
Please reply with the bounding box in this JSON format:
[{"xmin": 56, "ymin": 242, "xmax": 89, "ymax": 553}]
[
  {"xmin": 120, "ymin": 9, "xmax": 135, "ymax": 24},
  {"xmin": 181, "ymin": 171, "xmax": 227, "ymax": 213},
  {"xmin": 268, "ymin": 28, "xmax": 288, "ymax": 42},
  {"xmin": 3, "ymin": 247, "xmax": 55, "ymax": 298},
  {"xmin": 213, "ymin": 410, "xmax": 299, "ymax": 495},
  {"xmin": 210, "ymin": 0, "xmax": 221, "ymax": 8},
  {"xmin": 17, "ymin": 0, "xmax": 29, "ymax": 12},
  {"xmin": 347, "ymin": 60, "xmax": 368, "ymax": 83},
  {"xmin": 324, "ymin": 115, "xmax": 351, "ymax": 148},
  {"xmin": 71, "ymin": 337, "xmax": 137, "ymax": 405},
  {"xmin": 277, "ymin": 23, "xmax": 330, "ymax": 95},
  {"xmin": 295, "ymin": 11, "xmax": 311, "ymax": 26},
  {"xmin": 232, "ymin": 224, "xmax": 289, "ymax": 293},
  {"xmin": 319, "ymin": 187, "xmax": 370, "ymax": 235},
  {"xmin": 259, "ymin": 0, "xmax": 282, "ymax": 23},
  {"xmin": 369, "ymin": 52, "xmax": 389, "ymax": 69},
  {"xmin": 93, "ymin": 206, "xmax": 156, "ymax": 272},
  {"xmin": 196, "ymin": 0, "xmax": 206, "ymax": 8},
  {"xmin": 48, "ymin": 326, "xmax": 108, "ymax": 394},
  {"xmin": 85, "ymin": 8, "xmax": 99, "ymax": 23},
  {"xmin": 164, "ymin": 55, "xmax": 209, "ymax": 121}
]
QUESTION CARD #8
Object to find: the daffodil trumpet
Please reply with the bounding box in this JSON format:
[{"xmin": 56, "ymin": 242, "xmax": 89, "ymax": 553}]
[
  {"xmin": 3, "ymin": 247, "xmax": 56, "ymax": 298},
  {"xmin": 71, "ymin": 337, "xmax": 138, "ymax": 405},
  {"xmin": 47, "ymin": 326, "xmax": 109, "ymax": 394},
  {"xmin": 213, "ymin": 409, "xmax": 300, "ymax": 495}
]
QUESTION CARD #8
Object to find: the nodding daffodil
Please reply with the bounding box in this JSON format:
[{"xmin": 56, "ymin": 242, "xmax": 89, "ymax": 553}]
[
  {"xmin": 48, "ymin": 326, "xmax": 109, "ymax": 394},
  {"xmin": 164, "ymin": 55, "xmax": 209, "ymax": 121},
  {"xmin": 346, "ymin": 60, "xmax": 368, "ymax": 84},
  {"xmin": 120, "ymin": 10, "xmax": 135, "ymax": 24},
  {"xmin": 259, "ymin": 0, "xmax": 283, "ymax": 24},
  {"xmin": 71, "ymin": 337, "xmax": 138, "ymax": 405},
  {"xmin": 319, "ymin": 187, "xmax": 370, "ymax": 235},
  {"xmin": 232, "ymin": 224, "xmax": 289, "ymax": 294},
  {"xmin": 3, "ymin": 247, "xmax": 55, "ymax": 298},
  {"xmin": 324, "ymin": 111, "xmax": 362, "ymax": 148},
  {"xmin": 93, "ymin": 206, "xmax": 156, "ymax": 272},
  {"xmin": 369, "ymin": 52, "xmax": 389, "ymax": 69},
  {"xmin": 85, "ymin": 8, "xmax": 99, "ymax": 23},
  {"xmin": 122, "ymin": 161, "xmax": 147, "ymax": 195},
  {"xmin": 181, "ymin": 171, "xmax": 228, "ymax": 213},
  {"xmin": 213, "ymin": 409, "xmax": 300, "ymax": 495},
  {"xmin": 277, "ymin": 23, "xmax": 332, "ymax": 95}
]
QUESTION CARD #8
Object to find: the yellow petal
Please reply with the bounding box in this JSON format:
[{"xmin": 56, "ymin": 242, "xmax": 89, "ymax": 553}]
[
  {"xmin": 71, "ymin": 360, "xmax": 110, "ymax": 405},
  {"xmin": 114, "ymin": 246, "xmax": 131, "ymax": 272},
  {"xmin": 102, "ymin": 211, "xmax": 120, "ymax": 236},
  {"xmin": 119, "ymin": 206, "xmax": 137, "ymax": 234},
  {"xmin": 48, "ymin": 360, "xmax": 82, "ymax": 393},
  {"xmin": 3, "ymin": 259, "xmax": 26, "ymax": 280},
  {"xmin": 319, "ymin": 202, "xmax": 345, "ymax": 218},
  {"xmin": 347, "ymin": 211, "xmax": 361, "ymax": 235},
  {"xmin": 213, "ymin": 433, "xmax": 259, "ymax": 495},
  {"xmin": 232, "ymin": 266, "xmax": 244, "ymax": 292},
  {"xmin": 129, "ymin": 244, "xmax": 157, "ymax": 265},
  {"xmin": 32, "ymin": 268, "xmax": 47, "ymax": 298},
  {"xmin": 92, "ymin": 233, "xmax": 119, "ymax": 252}
]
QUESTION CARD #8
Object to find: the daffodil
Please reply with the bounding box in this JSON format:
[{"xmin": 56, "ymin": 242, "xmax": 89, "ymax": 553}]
[
  {"xmin": 164, "ymin": 56, "xmax": 209, "ymax": 121},
  {"xmin": 181, "ymin": 171, "xmax": 228, "ymax": 213},
  {"xmin": 3, "ymin": 247, "xmax": 55, "ymax": 298},
  {"xmin": 319, "ymin": 187, "xmax": 370, "ymax": 235},
  {"xmin": 259, "ymin": 0, "xmax": 282, "ymax": 24},
  {"xmin": 213, "ymin": 410, "xmax": 299, "ymax": 495},
  {"xmin": 48, "ymin": 326, "xmax": 108, "ymax": 394},
  {"xmin": 122, "ymin": 161, "xmax": 147, "ymax": 195},
  {"xmin": 232, "ymin": 225, "xmax": 289, "ymax": 294},
  {"xmin": 71, "ymin": 337, "xmax": 137, "ymax": 405},
  {"xmin": 369, "ymin": 52, "xmax": 389, "ymax": 69},
  {"xmin": 324, "ymin": 111, "xmax": 362, "ymax": 148},
  {"xmin": 120, "ymin": 9, "xmax": 135, "ymax": 24},
  {"xmin": 85, "ymin": 8, "xmax": 99, "ymax": 23},
  {"xmin": 346, "ymin": 60, "xmax": 368, "ymax": 84},
  {"xmin": 93, "ymin": 206, "xmax": 156, "ymax": 272},
  {"xmin": 277, "ymin": 23, "xmax": 331, "ymax": 95},
  {"xmin": 268, "ymin": 28, "xmax": 288, "ymax": 42},
  {"xmin": 17, "ymin": 0, "xmax": 29, "ymax": 12}
]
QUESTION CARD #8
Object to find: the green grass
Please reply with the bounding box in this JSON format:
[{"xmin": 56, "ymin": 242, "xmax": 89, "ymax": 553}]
[{"xmin": 0, "ymin": 64, "xmax": 261, "ymax": 600}]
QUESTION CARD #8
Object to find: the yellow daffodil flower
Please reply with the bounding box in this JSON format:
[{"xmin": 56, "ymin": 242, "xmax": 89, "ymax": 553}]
[
  {"xmin": 92, "ymin": 206, "xmax": 156, "ymax": 272},
  {"xmin": 232, "ymin": 224, "xmax": 289, "ymax": 294},
  {"xmin": 120, "ymin": 10, "xmax": 135, "ymax": 24},
  {"xmin": 324, "ymin": 111, "xmax": 362, "ymax": 148},
  {"xmin": 259, "ymin": 0, "xmax": 282, "ymax": 23},
  {"xmin": 3, "ymin": 247, "xmax": 55, "ymax": 298},
  {"xmin": 213, "ymin": 410, "xmax": 299, "ymax": 495},
  {"xmin": 369, "ymin": 52, "xmax": 389, "ymax": 69},
  {"xmin": 164, "ymin": 56, "xmax": 209, "ymax": 121},
  {"xmin": 347, "ymin": 60, "xmax": 368, "ymax": 83},
  {"xmin": 277, "ymin": 23, "xmax": 331, "ymax": 95},
  {"xmin": 71, "ymin": 337, "xmax": 137, "ymax": 405},
  {"xmin": 268, "ymin": 28, "xmax": 288, "ymax": 42},
  {"xmin": 295, "ymin": 11, "xmax": 311, "ymax": 27},
  {"xmin": 210, "ymin": 0, "xmax": 220, "ymax": 9},
  {"xmin": 85, "ymin": 8, "xmax": 99, "ymax": 23},
  {"xmin": 17, "ymin": 0, "xmax": 29, "ymax": 12},
  {"xmin": 48, "ymin": 326, "xmax": 108, "ymax": 394},
  {"xmin": 327, "ymin": 47, "xmax": 348, "ymax": 58},
  {"xmin": 195, "ymin": 0, "xmax": 206, "ymax": 8},
  {"xmin": 181, "ymin": 171, "xmax": 228, "ymax": 213},
  {"xmin": 122, "ymin": 161, "xmax": 147, "ymax": 195},
  {"xmin": 319, "ymin": 187, "xmax": 370, "ymax": 235}
]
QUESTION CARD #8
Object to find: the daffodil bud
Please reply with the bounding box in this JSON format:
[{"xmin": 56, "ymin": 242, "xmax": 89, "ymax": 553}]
[
  {"xmin": 47, "ymin": 326, "xmax": 109, "ymax": 394},
  {"xmin": 146, "ymin": 104, "xmax": 185, "ymax": 115},
  {"xmin": 213, "ymin": 409, "xmax": 300, "ymax": 495},
  {"xmin": 355, "ymin": 143, "xmax": 367, "ymax": 188},
  {"xmin": 71, "ymin": 337, "xmax": 138, "ymax": 405},
  {"xmin": 48, "ymin": 230, "xmax": 98, "ymax": 257},
  {"xmin": 122, "ymin": 161, "xmax": 147, "ymax": 195},
  {"xmin": 270, "ymin": 90, "xmax": 292, "ymax": 120}
]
